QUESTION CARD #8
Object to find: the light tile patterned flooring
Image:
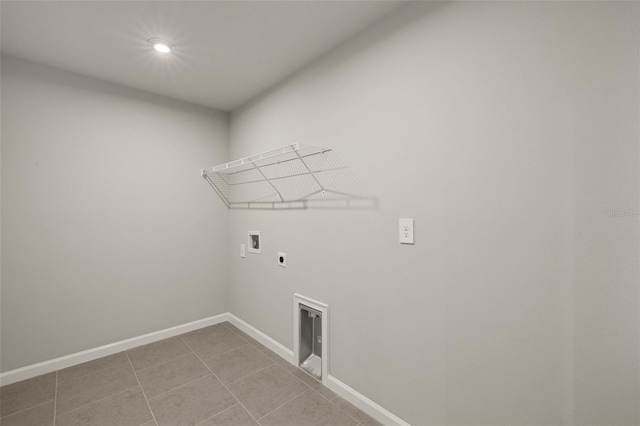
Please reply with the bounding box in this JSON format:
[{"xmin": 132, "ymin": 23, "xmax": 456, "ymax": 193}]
[{"xmin": 0, "ymin": 322, "xmax": 382, "ymax": 426}]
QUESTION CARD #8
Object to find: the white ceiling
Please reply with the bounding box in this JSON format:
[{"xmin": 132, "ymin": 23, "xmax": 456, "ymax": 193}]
[{"xmin": 1, "ymin": 1, "xmax": 406, "ymax": 111}]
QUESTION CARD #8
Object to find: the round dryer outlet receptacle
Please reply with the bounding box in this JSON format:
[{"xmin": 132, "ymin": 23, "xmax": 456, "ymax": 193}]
[{"xmin": 278, "ymin": 252, "xmax": 287, "ymax": 267}]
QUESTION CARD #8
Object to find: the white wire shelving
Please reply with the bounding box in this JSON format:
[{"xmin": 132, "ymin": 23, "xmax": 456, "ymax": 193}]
[{"xmin": 201, "ymin": 144, "xmax": 374, "ymax": 209}]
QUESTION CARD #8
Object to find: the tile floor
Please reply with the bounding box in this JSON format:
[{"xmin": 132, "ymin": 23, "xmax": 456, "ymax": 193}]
[{"xmin": 0, "ymin": 322, "xmax": 382, "ymax": 426}]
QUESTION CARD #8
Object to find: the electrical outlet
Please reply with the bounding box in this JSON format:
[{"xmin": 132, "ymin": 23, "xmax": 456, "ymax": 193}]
[
  {"xmin": 399, "ymin": 218, "xmax": 414, "ymax": 244},
  {"xmin": 240, "ymin": 243, "xmax": 246, "ymax": 258},
  {"xmin": 278, "ymin": 252, "xmax": 287, "ymax": 267}
]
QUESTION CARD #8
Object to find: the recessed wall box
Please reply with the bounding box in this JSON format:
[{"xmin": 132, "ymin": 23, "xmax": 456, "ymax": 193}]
[
  {"xmin": 293, "ymin": 294, "xmax": 328, "ymax": 384},
  {"xmin": 248, "ymin": 231, "xmax": 261, "ymax": 254}
]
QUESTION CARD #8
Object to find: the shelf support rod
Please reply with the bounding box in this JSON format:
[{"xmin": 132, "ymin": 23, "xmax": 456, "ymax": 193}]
[
  {"xmin": 294, "ymin": 149, "xmax": 326, "ymax": 194},
  {"xmin": 202, "ymin": 173, "xmax": 230, "ymax": 208},
  {"xmin": 250, "ymin": 161, "xmax": 284, "ymax": 202}
]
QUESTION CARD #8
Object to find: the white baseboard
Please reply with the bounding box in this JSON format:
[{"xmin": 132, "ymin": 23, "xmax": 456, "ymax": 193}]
[
  {"xmin": 227, "ymin": 313, "xmax": 409, "ymax": 426},
  {"xmin": 327, "ymin": 375, "xmax": 411, "ymax": 426},
  {"xmin": 1, "ymin": 312, "xmax": 409, "ymax": 426},
  {"xmin": 226, "ymin": 313, "xmax": 294, "ymax": 364},
  {"xmin": 0, "ymin": 313, "xmax": 229, "ymax": 386}
]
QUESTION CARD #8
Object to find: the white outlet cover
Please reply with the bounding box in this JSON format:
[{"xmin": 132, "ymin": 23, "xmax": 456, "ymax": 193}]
[
  {"xmin": 278, "ymin": 252, "xmax": 287, "ymax": 267},
  {"xmin": 399, "ymin": 218, "xmax": 414, "ymax": 244},
  {"xmin": 240, "ymin": 243, "xmax": 246, "ymax": 258}
]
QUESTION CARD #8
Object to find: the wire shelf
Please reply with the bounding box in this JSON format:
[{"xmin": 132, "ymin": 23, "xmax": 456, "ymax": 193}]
[{"xmin": 202, "ymin": 144, "xmax": 374, "ymax": 209}]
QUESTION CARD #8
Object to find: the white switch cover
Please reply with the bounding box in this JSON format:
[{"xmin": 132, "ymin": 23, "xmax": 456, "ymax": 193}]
[
  {"xmin": 399, "ymin": 218, "xmax": 414, "ymax": 244},
  {"xmin": 240, "ymin": 243, "xmax": 246, "ymax": 258}
]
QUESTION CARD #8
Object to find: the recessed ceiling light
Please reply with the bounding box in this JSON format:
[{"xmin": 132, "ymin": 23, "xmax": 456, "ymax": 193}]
[{"xmin": 148, "ymin": 38, "xmax": 172, "ymax": 54}]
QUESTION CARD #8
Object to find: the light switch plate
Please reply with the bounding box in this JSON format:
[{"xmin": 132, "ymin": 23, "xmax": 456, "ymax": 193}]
[
  {"xmin": 240, "ymin": 243, "xmax": 246, "ymax": 258},
  {"xmin": 399, "ymin": 218, "xmax": 414, "ymax": 244}
]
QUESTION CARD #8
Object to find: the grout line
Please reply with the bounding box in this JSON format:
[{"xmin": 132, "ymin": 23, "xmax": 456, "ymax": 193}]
[
  {"xmin": 287, "ymin": 369, "xmax": 322, "ymax": 392},
  {"xmin": 55, "ymin": 385, "xmax": 140, "ymax": 418},
  {"xmin": 256, "ymin": 388, "xmax": 312, "ymax": 422},
  {"xmin": 145, "ymin": 373, "xmax": 213, "ymax": 401},
  {"xmin": 195, "ymin": 342, "xmax": 251, "ymax": 362},
  {"xmin": 233, "ymin": 359, "xmax": 274, "ymax": 382},
  {"xmin": 132, "ymin": 351, "xmax": 194, "ymax": 373},
  {"xmin": 182, "ymin": 326, "xmax": 348, "ymax": 425},
  {"xmin": 135, "ymin": 418, "xmax": 157, "ymax": 426},
  {"xmin": 330, "ymin": 396, "xmax": 370, "ymax": 426},
  {"xmin": 192, "ymin": 402, "xmax": 239, "ymax": 426},
  {"xmin": 222, "ymin": 323, "xmax": 250, "ymax": 340},
  {"xmin": 143, "ymin": 417, "xmax": 159, "ymax": 426},
  {"xmin": 53, "ymin": 370, "xmax": 58, "ymax": 425},
  {"xmin": 289, "ymin": 368, "xmax": 320, "ymax": 386},
  {"xmin": 295, "ymin": 365, "xmax": 320, "ymax": 381},
  {"xmin": 0, "ymin": 399, "xmax": 55, "ymax": 421},
  {"xmin": 179, "ymin": 330, "xmax": 252, "ymax": 361},
  {"xmin": 278, "ymin": 361, "xmax": 353, "ymax": 418},
  {"xmin": 179, "ymin": 335, "xmax": 261, "ymax": 425},
  {"xmin": 311, "ymin": 386, "xmax": 366, "ymax": 425},
  {"xmin": 54, "ymin": 362, "xmax": 147, "ymax": 417},
  {"xmin": 286, "ymin": 372, "xmax": 358, "ymax": 421},
  {"xmin": 125, "ymin": 352, "xmax": 158, "ymax": 426},
  {"xmin": 222, "ymin": 322, "xmax": 269, "ymax": 351},
  {"xmin": 216, "ymin": 326, "xmax": 322, "ymax": 423},
  {"xmin": 224, "ymin": 362, "xmax": 275, "ymax": 386},
  {"xmin": 56, "ymin": 353, "xmax": 129, "ymax": 385},
  {"xmin": 313, "ymin": 386, "xmax": 338, "ymax": 404},
  {"xmin": 223, "ymin": 323, "xmax": 357, "ymax": 423},
  {"xmin": 57, "ymin": 358, "xmax": 132, "ymax": 386},
  {"xmin": 126, "ymin": 335, "xmax": 196, "ymax": 371}
]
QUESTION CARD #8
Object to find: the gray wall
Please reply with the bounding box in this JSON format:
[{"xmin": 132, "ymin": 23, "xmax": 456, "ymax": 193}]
[
  {"xmin": 1, "ymin": 56, "xmax": 229, "ymax": 372},
  {"xmin": 571, "ymin": 6, "xmax": 640, "ymax": 424},
  {"xmin": 228, "ymin": 2, "xmax": 639, "ymax": 425}
]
